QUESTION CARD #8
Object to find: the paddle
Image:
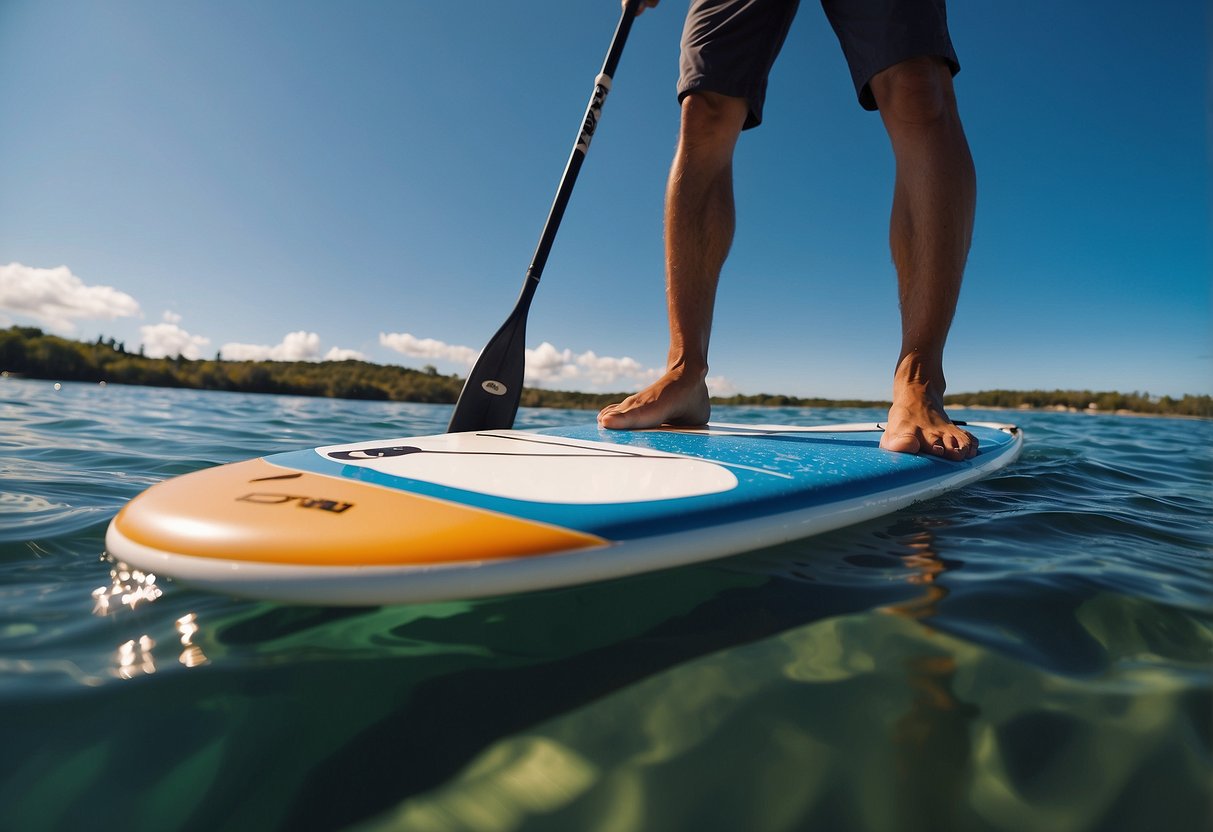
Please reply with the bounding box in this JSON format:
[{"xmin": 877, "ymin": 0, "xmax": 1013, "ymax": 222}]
[{"xmin": 447, "ymin": 1, "xmax": 642, "ymax": 433}]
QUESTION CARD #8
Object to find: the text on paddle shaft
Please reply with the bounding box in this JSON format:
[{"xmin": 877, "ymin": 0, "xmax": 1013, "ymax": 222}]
[{"xmin": 575, "ymin": 75, "xmax": 612, "ymax": 154}]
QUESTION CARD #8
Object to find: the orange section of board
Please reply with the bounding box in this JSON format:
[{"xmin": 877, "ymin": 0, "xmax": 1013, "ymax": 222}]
[{"xmin": 112, "ymin": 457, "xmax": 605, "ymax": 566}]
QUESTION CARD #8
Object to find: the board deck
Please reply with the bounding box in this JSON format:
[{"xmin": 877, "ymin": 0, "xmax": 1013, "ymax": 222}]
[{"xmin": 106, "ymin": 421, "xmax": 1023, "ymax": 604}]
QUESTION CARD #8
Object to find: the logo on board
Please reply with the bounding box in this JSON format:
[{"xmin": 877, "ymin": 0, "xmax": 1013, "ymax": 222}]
[{"xmin": 237, "ymin": 493, "xmax": 354, "ymax": 513}]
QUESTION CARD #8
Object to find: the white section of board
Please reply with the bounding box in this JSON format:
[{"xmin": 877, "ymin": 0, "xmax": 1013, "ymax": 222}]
[{"xmin": 315, "ymin": 430, "xmax": 740, "ymax": 504}]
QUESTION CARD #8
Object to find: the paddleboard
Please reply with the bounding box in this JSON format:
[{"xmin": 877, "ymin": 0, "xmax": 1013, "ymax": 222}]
[{"xmin": 105, "ymin": 421, "xmax": 1022, "ymax": 605}]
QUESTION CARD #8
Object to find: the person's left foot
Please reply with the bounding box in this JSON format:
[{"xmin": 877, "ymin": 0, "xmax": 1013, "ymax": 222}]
[
  {"xmin": 880, "ymin": 354, "xmax": 977, "ymax": 461},
  {"xmin": 598, "ymin": 363, "xmax": 710, "ymax": 430}
]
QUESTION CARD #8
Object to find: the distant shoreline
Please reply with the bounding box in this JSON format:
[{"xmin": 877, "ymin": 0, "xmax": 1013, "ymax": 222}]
[
  {"xmin": 710, "ymin": 390, "xmax": 1212, "ymax": 419},
  {"xmin": 3, "ymin": 326, "xmax": 1210, "ymax": 419},
  {"xmin": 946, "ymin": 403, "xmax": 1211, "ymax": 422},
  {"xmin": 10, "ymin": 374, "xmax": 1208, "ymax": 421}
]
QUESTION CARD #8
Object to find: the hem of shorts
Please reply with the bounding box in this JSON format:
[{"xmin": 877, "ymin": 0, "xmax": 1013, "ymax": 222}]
[
  {"xmin": 677, "ymin": 77, "xmax": 766, "ymax": 129},
  {"xmin": 854, "ymin": 52, "xmax": 961, "ymax": 111}
]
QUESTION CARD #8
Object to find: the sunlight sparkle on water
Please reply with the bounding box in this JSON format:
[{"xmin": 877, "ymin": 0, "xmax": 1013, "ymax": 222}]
[
  {"xmin": 176, "ymin": 613, "xmax": 209, "ymax": 667},
  {"xmin": 92, "ymin": 558, "xmax": 163, "ymax": 614},
  {"xmin": 117, "ymin": 635, "xmax": 155, "ymax": 679},
  {"xmin": 93, "ymin": 559, "xmax": 210, "ymax": 672}
]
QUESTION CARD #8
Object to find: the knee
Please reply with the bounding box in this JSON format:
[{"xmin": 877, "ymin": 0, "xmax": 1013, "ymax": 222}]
[
  {"xmin": 679, "ymin": 92, "xmax": 747, "ymax": 153},
  {"xmin": 871, "ymin": 57, "xmax": 956, "ymax": 126}
]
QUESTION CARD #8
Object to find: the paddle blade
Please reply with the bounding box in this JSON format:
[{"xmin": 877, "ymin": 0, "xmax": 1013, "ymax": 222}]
[{"xmin": 447, "ymin": 304, "xmax": 528, "ymax": 433}]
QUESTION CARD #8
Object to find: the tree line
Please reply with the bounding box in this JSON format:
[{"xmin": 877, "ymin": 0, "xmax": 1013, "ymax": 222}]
[
  {"xmin": 1, "ymin": 326, "xmax": 1209, "ymax": 417},
  {"xmin": 0, "ymin": 326, "xmax": 621, "ymax": 409}
]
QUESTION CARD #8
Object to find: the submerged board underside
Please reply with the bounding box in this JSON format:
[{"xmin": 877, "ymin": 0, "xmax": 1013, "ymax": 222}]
[{"xmin": 106, "ymin": 422, "xmax": 1022, "ymax": 604}]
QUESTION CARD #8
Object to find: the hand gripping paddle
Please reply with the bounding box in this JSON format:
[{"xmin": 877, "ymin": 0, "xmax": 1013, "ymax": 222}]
[{"xmin": 447, "ymin": 1, "xmax": 641, "ymax": 433}]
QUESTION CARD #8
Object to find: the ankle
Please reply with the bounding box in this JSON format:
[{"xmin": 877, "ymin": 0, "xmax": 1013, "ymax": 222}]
[
  {"xmin": 666, "ymin": 356, "xmax": 709, "ymax": 381},
  {"xmin": 894, "ymin": 350, "xmax": 946, "ymax": 397}
]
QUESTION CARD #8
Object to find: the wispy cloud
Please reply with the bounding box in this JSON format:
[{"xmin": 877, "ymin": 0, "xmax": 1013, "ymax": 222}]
[
  {"xmin": 0, "ymin": 262, "xmax": 141, "ymax": 332},
  {"xmin": 222, "ymin": 330, "xmax": 366, "ymax": 362}
]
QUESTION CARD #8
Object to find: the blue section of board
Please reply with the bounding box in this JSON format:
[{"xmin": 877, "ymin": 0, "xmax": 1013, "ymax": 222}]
[{"xmin": 264, "ymin": 424, "xmax": 1018, "ymax": 542}]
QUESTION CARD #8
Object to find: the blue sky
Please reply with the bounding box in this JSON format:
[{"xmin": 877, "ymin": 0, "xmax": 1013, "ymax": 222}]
[{"xmin": 1, "ymin": 0, "xmax": 1208, "ymax": 399}]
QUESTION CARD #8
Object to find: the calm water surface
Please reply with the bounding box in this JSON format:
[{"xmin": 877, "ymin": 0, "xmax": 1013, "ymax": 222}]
[{"xmin": 1, "ymin": 378, "xmax": 1209, "ymax": 831}]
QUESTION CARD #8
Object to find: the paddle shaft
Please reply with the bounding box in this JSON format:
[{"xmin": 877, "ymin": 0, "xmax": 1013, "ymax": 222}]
[
  {"xmin": 526, "ymin": 6, "xmax": 636, "ymax": 288},
  {"xmin": 447, "ymin": 2, "xmax": 640, "ymax": 433}
]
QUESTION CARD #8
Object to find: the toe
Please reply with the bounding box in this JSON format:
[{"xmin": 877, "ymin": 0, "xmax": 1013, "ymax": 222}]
[{"xmin": 880, "ymin": 431, "xmax": 922, "ymax": 454}]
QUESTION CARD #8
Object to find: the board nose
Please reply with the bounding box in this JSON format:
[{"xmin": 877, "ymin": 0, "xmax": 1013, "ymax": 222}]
[{"xmin": 111, "ymin": 457, "xmax": 606, "ymax": 566}]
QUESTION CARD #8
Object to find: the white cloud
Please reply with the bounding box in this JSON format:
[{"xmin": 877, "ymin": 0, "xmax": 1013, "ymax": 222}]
[
  {"xmin": 324, "ymin": 346, "xmax": 367, "ymax": 362},
  {"xmin": 379, "ymin": 332, "xmax": 663, "ymax": 391},
  {"xmin": 379, "ymin": 330, "xmax": 692, "ymax": 392},
  {"xmin": 524, "ymin": 341, "xmax": 579, "ymax": 385},
  {"xmin": 0, "ymin": 262, "xmax": 141, "ymax": 332},
  {"xmin": 520, "ymin": 341, "xmax": 663, "ymax": 391},
  {"xmin": 706, "ymin": 375, "xmax": 738, "ymax": 397},
  {"xmin": 141, "ymin": 311, "xmax": 211, "ymax": 359},
  {"xmin": 525, "ymin": 342, "xmax": 737, "ymax": 394},
  {"xmin": 379, "ymin": 332, "xmax": 478, "ymax": 365},
  {"xmin": 218, "ymin": 342, "xmax": 277, "ymax": 361},
  {"xmin": 227, "ymin": 330, "xmax": 320, "ymax": 361},
  {"xmin": 524, "ymin": 342, "xmax": 662, "ymax": 390},
  {"xmin": 221, "ymin": 331, "xmax": 365, "ymax": 362}
]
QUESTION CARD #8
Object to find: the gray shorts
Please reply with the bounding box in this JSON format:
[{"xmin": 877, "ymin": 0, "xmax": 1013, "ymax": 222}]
[{"xmin": 678, "ymin": 0, "xmax": 960, "ymax": 127}]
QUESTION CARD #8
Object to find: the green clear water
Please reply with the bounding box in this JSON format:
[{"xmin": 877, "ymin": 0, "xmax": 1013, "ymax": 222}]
[{"xmin": 1, "ymin": 378, "xmax": 1209, "ymax": 831}]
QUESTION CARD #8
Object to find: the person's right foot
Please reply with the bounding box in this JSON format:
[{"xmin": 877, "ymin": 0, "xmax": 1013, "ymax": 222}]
[{"xmin": 879, "ymin": 352, "xmax": 977, "ymax": 461}]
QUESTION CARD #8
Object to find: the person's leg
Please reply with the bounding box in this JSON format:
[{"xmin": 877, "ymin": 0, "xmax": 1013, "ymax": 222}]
[
  {"xmin": 599, "ymin": 0, "xmax": 796, "ymax": 429},
  {"xmin": 869, "ymin": 56, "xmax": 977, "ymax": 460},
  {"xmin": 598, "ymin": 90, "xmax": 748, "ymax": 429}
]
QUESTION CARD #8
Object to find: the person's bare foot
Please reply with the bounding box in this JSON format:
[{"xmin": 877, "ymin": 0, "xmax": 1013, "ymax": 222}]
[
  {"xmin": 880, "ymin": 354, "xmax": 977, "ymax": 460},
  {"xmin": 598, "ymin": 364, "xmax": 710, "ymax": 429}
]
